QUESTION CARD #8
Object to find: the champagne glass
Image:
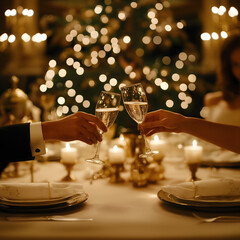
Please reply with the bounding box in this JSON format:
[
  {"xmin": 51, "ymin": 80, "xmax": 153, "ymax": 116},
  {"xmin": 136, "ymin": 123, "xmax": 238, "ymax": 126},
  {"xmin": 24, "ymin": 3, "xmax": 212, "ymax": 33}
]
[
  {"xmin": 85, "ymin": 91, "xmax": 121, "ymax": 164},
  {"xmin": 121, "ymin": 83, "xmax": 157, "ymax": 158}
]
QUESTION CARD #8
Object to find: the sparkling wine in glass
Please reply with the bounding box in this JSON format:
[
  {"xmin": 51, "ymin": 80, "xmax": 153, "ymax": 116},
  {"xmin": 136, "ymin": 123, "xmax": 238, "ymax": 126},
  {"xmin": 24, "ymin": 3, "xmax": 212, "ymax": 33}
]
[
  {"xmin": 85, "ymin": 91, "xmax": 121, "ymax": 164},
  {"xmin": 121, "ymin": 83, "xmax": 157, "ymax": 158}
]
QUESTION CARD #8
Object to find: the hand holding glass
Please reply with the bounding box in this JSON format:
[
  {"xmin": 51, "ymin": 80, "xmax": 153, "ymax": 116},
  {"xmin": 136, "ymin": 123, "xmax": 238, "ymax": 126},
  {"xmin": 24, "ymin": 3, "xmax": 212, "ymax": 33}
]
[
  {"xmin": 121, "ymin": 83, "xmax": 157, "ymax": 158},
  {"xmin": 85, "ymin": 91, "xmax": 121, "ymax": 164}
]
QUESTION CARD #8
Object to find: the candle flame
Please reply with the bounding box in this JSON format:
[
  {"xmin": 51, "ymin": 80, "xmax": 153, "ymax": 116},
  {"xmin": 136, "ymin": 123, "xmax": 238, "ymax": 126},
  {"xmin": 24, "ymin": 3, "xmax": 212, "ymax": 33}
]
[
  {"xmin": 192, "ymin": 140, "xmax": 197, "ymax": 147},
  {"xmin": 113, "ymin": 145, "xmax": 118, "ymax": 150},
  {"xmin": 66, "ymin": 142, "xmax": 70, "ymax": 150},
  {"xmin": 154, "ymin": 135, "xmax": 159, "ymax": 142},
  {"xmin": 119, "ymin": 134, "xmax": 125, "ymax": 141}
]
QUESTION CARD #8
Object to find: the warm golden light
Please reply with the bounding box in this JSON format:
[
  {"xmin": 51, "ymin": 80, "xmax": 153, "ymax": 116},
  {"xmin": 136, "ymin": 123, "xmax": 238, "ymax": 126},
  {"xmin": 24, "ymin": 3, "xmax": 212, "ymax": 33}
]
[
  {"xmin": 110, "ymin": 78, "xmax": 117, "ymax": 86},
  {"xmin": 180, "ymin": 83, "xmax": 187, "ymax": 91},
  {"xmin": 99, "ymin": 74, "xmax": 107, "ymax": 82},
  {"xmin": 0, "ymin": 33, "xmax": 8, "ymax": 42},
  {"xmin": 67, "ymin": 89, "xmax": 76, "ymax": 97},
  {"xmin": 8, "ymin": 34, "xmax": 16, "ymax": 43},
  {"xmin": 58, "ymin": 97, "xmax": 65, "ymax": 105},
  {"xmin": 154, "ymin": 78, "xmax": 162, "ymax": 86},
  {"xmin": 177, "ymin": 22, "xmax": 184, "ymax": 29},
  {"xmin": 94, "ymin": 5, "xmax": 103, "ymax": 14},
  {"xmin": 142, "ymin": 36, "xmax": 151, "ymax": 44},
  {"xmin": 201, "ymin": 32, "xmax": 211, "ymax": 41},
  {"xmin": 65, "ymin": 80, "xmax": 73, "ymax": 88},
  {"xmin": 66, "ymin": 58, "xmax": 74, "ymax": 66},
  {"xmin": 58, "ymin": 69, "xmax": 67, "ymax": 77},
  {"xmin": 76, "ymin": 67, "xmax": 84, "ymax": 75},
  {"xmin": 123, "ymin": 36, "xmax": 131, "ymax": 44},
  {"xmin": 118, "ymin": 11, "xmax": 126, "ymax": 21},
  {"xmin": 221, "ymin": 31, "xmax": 228, "ymax": 39},
  {"xmin": 160, "ymin": 82, "xmax": 168, "ymax": 90},
  {"xmin": 49, "ymin": 59, "xmax": 57, "ymax": 68},
  {"xmin": 228, "ymin": 7, "xmax": 238, "ymax": 17},
  {"xmin": 178, "ymin": 92, "xmax": 186, "ymax": 100},
  {"xmin": 181, "ymin": 102, "xmax": 188, "ymax": 109},
  {"xmin": 103, "ymin": 83, "xmax": 111, "ymax": 91},
  {"xmin": 166, "ymin": 99, "xmax": 174, "ymax": 108},
  {"xmin": 130, "ymin": 2, "xmax": 137, "ymax": 8},
  {"xmin": 188, "ymin": 74, "xmax": 196, "ymax": 83},
  {"xmin": 211, "ymin": 32, "xmax": 219, "ymax": 40},
  {"xmin": 75, "ymin": 95, "xmax": 84, "ymax": 103},
  {"xmin": 71, "ymin": 105, "xmax": 79, "ymax": 113},
  {"xmin": 175, "ymin": 60, "xmax": 184, "ymax": 69},
  {"xmin": 155, "ymin": 3, "xmax": 163, "ymax": 11},
  {"xmin": 153, "ymin": 36, "xmax": 162, "ymax": 45},
  {"xmin": 21, "ymin": 33, "xmax": 31, "ymax": 42},
  {"xmin": 165, "ymin": 25, "xmax": 172, "ymax": 32},
  {"xmin": 172, "ymin": 73, "xmax": 180, "ymax": 81}
]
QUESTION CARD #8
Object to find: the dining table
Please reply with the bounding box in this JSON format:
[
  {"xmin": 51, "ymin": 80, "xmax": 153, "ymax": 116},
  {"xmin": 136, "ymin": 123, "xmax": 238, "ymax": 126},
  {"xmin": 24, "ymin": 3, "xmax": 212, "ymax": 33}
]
[{"xmin": 0, "ymin": 153, "xmax": 240, "ymax": 240}]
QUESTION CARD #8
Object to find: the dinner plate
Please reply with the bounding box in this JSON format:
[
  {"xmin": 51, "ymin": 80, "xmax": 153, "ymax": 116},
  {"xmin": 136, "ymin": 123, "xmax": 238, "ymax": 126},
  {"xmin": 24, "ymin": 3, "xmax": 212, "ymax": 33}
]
[
  {"xmin": 158, "ymin": 189, "xmax": 240, "ymax": 211},
  {"xmin": 0, "ymin": 192, "xmax": 88, "ymax": 213}
]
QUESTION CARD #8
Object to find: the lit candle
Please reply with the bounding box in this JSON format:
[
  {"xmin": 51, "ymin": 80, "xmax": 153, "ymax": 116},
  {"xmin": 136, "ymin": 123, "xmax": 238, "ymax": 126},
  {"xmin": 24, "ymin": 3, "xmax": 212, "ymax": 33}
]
[
  {"xmin": 149, "ymin": 135, "xmax": 166, "ymax": 161},
  {"xmin": 184, "ymin": 140, "xmax": 203, "ymax": 163},
  {"xmin": 118, "ymin": 134, "xmax": 126, "ymax": 147},
  {"xmin": 108, "ymin": 145, "xmax": 125, "ymax": 164},
  {"xmin": 61, "ymin": 143, "xmax": 78, "ymax": 164}
]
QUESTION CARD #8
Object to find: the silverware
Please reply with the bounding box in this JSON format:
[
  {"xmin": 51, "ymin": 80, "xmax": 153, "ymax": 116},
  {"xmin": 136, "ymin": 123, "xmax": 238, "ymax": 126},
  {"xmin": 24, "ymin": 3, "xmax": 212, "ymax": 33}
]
[
  {"xmin": 192, "ymin": 212, "xmax": 240, "ymax": 223},
  {"xmin": 1, "ymin": 216, "xmax": 93, "ymax": 222}
]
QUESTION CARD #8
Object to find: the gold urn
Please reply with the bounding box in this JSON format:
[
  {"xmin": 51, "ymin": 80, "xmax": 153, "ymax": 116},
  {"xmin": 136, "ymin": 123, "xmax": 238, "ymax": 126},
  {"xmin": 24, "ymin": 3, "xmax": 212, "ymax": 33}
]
[{"xmin": 0, "ymin": 75, "xmax": 29, "ymax": 125}]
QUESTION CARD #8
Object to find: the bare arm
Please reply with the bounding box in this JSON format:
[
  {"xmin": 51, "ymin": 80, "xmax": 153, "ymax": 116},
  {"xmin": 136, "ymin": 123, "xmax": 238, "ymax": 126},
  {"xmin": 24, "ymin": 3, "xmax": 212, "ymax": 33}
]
[
  {"xmin": 140, "ymin": 109, "xmax": 240, "ymax": 154},
  {"xmin": 182, "ymin": 117, "xmax": 240, "ymax": 153},
  {"xmin": 41, "ymin": 112, "xmax": 107, "ymax": 145}
]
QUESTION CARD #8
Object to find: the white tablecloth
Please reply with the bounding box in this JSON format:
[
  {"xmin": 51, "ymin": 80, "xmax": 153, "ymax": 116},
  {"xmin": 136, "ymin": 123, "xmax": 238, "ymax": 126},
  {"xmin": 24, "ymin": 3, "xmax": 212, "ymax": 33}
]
[{"xmin": 0, "ymin": 160, "xmax": 240, "ymax": 240}]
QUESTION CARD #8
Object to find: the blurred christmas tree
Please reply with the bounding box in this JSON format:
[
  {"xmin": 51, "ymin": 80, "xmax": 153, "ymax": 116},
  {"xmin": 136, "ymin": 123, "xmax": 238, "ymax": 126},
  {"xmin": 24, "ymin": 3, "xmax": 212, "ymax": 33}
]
[{"xmin": 40, "ymin": 0, "xmax": 200, "ymax": 129}]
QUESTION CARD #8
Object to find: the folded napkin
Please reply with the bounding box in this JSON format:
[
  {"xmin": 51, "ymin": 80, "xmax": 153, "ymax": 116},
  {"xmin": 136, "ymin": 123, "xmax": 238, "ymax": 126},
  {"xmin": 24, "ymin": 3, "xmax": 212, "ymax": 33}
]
[
  {"xmin": 0, "ymin": 182, "xmax": 83, "ymax": 200},
  {"xmin": 161, "ymin": 178, "xmax": 240, "ymax": 200},
  {"xmin": 204, "ymin": 150, "xmax": 240, "ymax": 162}
]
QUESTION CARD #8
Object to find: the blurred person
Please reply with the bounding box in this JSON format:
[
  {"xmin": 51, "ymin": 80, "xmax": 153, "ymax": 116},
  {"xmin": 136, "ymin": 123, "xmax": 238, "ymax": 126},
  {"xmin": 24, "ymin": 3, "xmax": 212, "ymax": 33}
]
[
  {"xmin": 203, "ymin": 32, "xmax": 240, "ymax": 126},
  {"xmin": 0, "ymin": 111, "xmax": 107, "ymax": 163},
  {"xmin": 140, "ymin": 109, "xmax": 240, "ymax": 154}
]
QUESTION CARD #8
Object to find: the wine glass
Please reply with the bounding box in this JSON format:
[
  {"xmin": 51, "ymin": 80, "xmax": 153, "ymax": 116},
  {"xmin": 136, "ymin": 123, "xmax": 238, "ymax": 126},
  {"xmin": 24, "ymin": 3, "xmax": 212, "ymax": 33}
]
[
  {"xmin": 121, "ymin": 83, "xmax": 157, "ymax": 158},
  {"xmin": 85, "ymin": 91, "xmax": 121, "ymax": 164}
]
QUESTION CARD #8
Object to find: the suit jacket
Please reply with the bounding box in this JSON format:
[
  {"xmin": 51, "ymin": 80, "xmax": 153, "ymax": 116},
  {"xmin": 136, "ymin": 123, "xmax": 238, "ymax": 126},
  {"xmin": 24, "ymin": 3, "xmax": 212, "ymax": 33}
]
[{"xmin": 0, "ymin": 123, "xmax": 34, "ymax": 162}]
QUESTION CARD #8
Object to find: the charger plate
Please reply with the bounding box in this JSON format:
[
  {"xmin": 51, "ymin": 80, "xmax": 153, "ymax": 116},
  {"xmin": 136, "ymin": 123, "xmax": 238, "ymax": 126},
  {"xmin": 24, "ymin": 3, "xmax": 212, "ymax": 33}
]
[
  {"xmin": 0, "ymin": 192, "xmax": 88, "ymax": 213},
  {"xmin": 158, "ymin": 189, "xmax": 240, "ymax": 211}
]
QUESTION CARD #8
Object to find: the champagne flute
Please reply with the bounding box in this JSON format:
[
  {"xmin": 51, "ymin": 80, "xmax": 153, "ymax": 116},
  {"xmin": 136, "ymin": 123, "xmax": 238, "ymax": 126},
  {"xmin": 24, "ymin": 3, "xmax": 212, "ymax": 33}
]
[
  {"xmin": 85, "ymin": 91, "xmax": 121, "ymax": 164},
  {"xmin": 121, "ymin": 83, "xmax": 157, "ymax": 158}
]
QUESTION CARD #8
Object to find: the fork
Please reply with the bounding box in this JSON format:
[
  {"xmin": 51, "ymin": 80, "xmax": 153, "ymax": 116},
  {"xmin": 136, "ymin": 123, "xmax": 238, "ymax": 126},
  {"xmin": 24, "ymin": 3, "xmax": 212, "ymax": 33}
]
[{"xmin": 192, "ymin": 212, "xmax": 240, "ymax": 223}]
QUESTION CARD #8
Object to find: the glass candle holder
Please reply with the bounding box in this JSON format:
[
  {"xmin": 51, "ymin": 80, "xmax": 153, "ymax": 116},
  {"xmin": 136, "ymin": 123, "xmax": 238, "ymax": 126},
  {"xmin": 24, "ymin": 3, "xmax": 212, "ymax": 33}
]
[{"xmin": 109, "ymin": 163, "xmax": 124, "ymax": 183}]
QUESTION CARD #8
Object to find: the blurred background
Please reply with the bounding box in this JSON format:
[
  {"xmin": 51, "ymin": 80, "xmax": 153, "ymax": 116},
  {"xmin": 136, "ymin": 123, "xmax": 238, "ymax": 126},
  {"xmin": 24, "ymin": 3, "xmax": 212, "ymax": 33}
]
[{"xmin": 0, "ymin": 0, "xmax": 239, "ymax": 133}]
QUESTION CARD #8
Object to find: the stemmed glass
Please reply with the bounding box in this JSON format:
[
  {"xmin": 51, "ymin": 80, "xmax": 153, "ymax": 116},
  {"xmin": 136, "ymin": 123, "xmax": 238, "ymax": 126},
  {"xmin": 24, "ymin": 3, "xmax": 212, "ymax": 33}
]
[
  {"xmin": 85, "ymin": 91, "xmax": 121, "ymax": 164},
  {"xmin": 121, "ymin": 83, "xmax": 157, "ymax": 158}
]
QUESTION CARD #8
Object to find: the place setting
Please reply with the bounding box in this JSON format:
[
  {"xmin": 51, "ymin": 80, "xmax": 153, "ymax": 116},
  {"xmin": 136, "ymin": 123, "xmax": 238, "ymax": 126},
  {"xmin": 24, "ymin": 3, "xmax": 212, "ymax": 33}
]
[
  {"xmin": 155, "ymin": 138, "xmax": 240, "ymax": 214},
  {"xmin": 0, "ymin": 182, "xmax": 88, "ymax": 214},
  {"xmin": 158, "ymin": 178, "xmax": 240, "ymax": 212}
]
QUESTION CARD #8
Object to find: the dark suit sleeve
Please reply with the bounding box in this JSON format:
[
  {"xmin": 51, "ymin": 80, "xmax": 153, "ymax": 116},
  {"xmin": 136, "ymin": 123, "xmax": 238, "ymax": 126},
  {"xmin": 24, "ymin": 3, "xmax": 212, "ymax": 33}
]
[{"xmin": 0, "ymin": 123, "xmax": 34, "ymax": 162}]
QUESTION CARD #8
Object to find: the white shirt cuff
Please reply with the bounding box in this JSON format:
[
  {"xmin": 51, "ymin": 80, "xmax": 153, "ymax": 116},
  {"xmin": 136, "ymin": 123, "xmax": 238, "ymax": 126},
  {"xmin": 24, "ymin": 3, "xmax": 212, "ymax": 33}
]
[{"xmin": 30, "ymin": 122, "xmax": 46, "ymax": 156}]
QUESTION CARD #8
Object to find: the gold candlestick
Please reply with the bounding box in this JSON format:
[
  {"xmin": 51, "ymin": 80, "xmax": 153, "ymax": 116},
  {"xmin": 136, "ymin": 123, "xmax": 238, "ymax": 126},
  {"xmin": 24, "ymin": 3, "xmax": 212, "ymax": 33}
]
[
  {"xmin": 61, "ymin": 162, "xmax": 75, "ymax": 182},
  {"xmin": 187, "ymin": 162, "xmax": 200, "ymax": 181}
]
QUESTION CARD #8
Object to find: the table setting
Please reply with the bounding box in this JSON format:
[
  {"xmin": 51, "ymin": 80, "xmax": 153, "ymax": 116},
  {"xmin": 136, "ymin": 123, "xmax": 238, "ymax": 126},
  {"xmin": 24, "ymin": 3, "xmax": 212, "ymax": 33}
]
[
  {"xmin": 1, "ymin": 85, "xmax": 240, "ymax": 240},
  {"xmin": 1, "ymin": 135, "xmax": 240, "ymax": 239}
]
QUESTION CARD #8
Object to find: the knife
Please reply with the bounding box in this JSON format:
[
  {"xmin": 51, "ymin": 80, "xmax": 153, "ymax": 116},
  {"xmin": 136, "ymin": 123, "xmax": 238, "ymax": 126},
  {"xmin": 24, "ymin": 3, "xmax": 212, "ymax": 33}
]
[{"xmin": 1, "ymin": 216, "xmax": 93, "ymax": 222}]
